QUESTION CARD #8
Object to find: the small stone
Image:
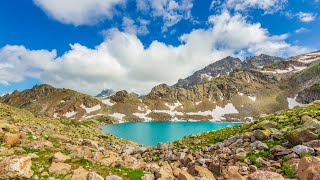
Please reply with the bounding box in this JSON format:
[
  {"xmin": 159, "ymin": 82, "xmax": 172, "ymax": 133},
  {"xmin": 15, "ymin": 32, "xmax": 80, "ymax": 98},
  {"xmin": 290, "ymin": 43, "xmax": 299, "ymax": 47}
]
[{"xmin": 106, "ymin": 175, "xmax": 123, "ymax": 180}]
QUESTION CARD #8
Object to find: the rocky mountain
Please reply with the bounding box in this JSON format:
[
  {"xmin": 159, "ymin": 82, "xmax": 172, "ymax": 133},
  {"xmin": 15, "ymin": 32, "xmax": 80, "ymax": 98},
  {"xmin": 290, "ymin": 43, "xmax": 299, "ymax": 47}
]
[
  {"xmin": 0, "ymin": 84, "xmax": 105, "ymax": 119},
  {"xmin": 243, "ymin": 54, "xmax": 284, "ymax": 68},
  {"xmin": 1, "ymin": 51, "xmax": 319, "ymax": 123},
  {"xmin": 174, "ymin": 56, "xmax": 243, "ymax": 88},
  {"xmin": 174, "ymin": 54, "xmax": 284, "ymax": 88},
  {"xmin": 95, "ymin": 89, "xmax": 115, "ymax": 98}
]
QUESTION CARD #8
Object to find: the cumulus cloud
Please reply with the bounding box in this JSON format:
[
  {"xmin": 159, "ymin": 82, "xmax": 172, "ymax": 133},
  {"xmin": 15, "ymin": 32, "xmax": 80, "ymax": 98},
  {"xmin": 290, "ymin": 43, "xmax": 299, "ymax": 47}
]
[
  {"xmin": 0, "ymin": 46, "xmax": 56, "ymax": 85},
  {"xmin": 0, "ymin": 11, "xmax": 312, "ymax": 95},
  {"xmin": 297, "ymin": 12, "xmax": 317, "ymax": 22},
  {"xmin": 223, "ymin": 0, "xmax": 287, "ymax": 14},
  {"xmin": 33, "ymin": 0, "xmax": 125, "ymax": 25},
  {"xmin": 122, "ymin": 17, "xmax": 149, "ymax": 35},
  {"xmin": 136, "ymin": 0, "xmax": 194, "ymax": 32}
]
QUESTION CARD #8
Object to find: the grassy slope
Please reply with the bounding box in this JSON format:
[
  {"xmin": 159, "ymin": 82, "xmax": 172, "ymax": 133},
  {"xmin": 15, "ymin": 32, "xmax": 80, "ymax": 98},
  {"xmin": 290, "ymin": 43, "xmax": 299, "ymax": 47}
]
[
  {"xmin": 174, "ymin": 101, "xmax": 320, "ymax": 150},
  {"xmin": 0, "ymin": 103, "xmax": 144, "ymax": 180}
]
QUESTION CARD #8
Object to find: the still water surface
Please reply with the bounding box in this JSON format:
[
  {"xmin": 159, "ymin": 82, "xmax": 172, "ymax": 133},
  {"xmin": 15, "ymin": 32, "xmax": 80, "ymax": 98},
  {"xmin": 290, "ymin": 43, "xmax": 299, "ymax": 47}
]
[{"xmin": 101, "ymin": 122, "xmax": 243, "ymax": 146}]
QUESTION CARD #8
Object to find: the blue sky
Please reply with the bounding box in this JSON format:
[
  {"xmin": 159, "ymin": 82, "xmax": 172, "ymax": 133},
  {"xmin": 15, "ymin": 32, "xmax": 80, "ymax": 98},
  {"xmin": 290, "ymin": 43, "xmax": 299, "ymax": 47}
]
[{"xmin": 0, "ymin": 0, "xmax": 319, "ymax": 95}]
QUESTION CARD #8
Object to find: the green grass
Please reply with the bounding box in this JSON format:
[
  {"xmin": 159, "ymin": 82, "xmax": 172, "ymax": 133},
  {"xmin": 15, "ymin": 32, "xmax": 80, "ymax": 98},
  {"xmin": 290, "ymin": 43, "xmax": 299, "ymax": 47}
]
[
  {"xmin": 281, "ymin": 164, "xmax": 295, "ymax": 178},
  {"xmin": 73, "ymin": 158, "xmax": 144, "ymax": 180},
  {"xmin": 174, "ymin": 123, "xmax": 251, "ymax": 150}
]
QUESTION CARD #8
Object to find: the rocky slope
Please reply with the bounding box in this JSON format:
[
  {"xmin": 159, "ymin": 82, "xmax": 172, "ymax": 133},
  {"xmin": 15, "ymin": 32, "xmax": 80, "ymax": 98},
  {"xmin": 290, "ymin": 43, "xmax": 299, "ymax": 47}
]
[
  {"xmin": 0, "ymin": 84, "xmax": 107, "ymax": 120},
  {"xmin": 1, "ymin": 98, "xmax": 320, "ymax": 179}
]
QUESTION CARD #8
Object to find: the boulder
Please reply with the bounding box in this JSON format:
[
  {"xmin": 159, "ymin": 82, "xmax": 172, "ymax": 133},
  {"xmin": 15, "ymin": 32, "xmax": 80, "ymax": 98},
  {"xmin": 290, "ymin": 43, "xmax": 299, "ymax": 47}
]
[
  {"xmin": 53, "ymin": 152, "xmax": 71, "ymax": 162},
  {"xmin": 71, "ymin": 166, "xmax": 88, "ymax": 180},
  {"xmin": 0, "ymin": 156, "xmax": 33, "ymax": 178},
  {"xmin": 250, "ymin": 141, "xmax": 268, "ymax": 150},
  {"xmin": 87, "ymin": 172, "xmax": 104, "ymax": 180},
  {"xmin": 93, "ymin": 151, "xmax": 103, "ymax": 162},
  {"xmin": 286, "ymin": 127, "xmax": 318, "ymax": 145},
  {"xmin": 81, "ymin": 139, "xmax": 99, "ymax": 149},
  {"xmin": 178, "ymin": 170, "xmax": 195, "ymax": 180},
  {"xmin": 142, "ymin": 174, "xmax": 155, "ymax": 180},
  {"xmin": 270, "ymin": 145, "xmax": 286, "ymax": 154},
  {"xmin": 292, "ymin": 145, "xmax": 315, "ymax": 156},
  {"xmin": 225, "ymin": 166, "xmax": 245, "ymax": 180},
  {"xmin": 25, "ymin": 140, "xmax": 53, "ymax": 150},
  {"xmin": 298, "ymin": 157, "xmax": 320, "ymax": 180},
  {"xmin": 188, "ymin": 165, "xmax": 216, "ymax": 180},
  {"xmin": 71, "ymin": 166, "xmax": 89, "ymax": 180},
  {"xmin": 301, "ymin": 115, "xmax": 314, "ymax": 124},
  {"xmin": 254, "ymin": 120, "xmax": 277, "ymax": 130},
  {"xmin": 106, "ymin": 175, "xmax": 123, "ymax": 180},
  {"xmin": 303, "ymin": 140, "xmax": 320, "ymax": 151},
  {"xmin": 253, "ymin": 130, "xmax": 271, "ymax": 141},
  {"xmin": 156, "ymin": 161, "xmax": 174, "ymax": 179},
  {"xmin": 157, "ymin": 142, "xmax": 171, "ymax": 150},
  {"xmin": 48, "ymin": 162, "xmax": 71, "ymax": 175},
  {"xmin": 3, "ymin": 133, "xmax": 20, "ymax": 146},
  {"xmin": 248, "ymin": 170, "xmax": 284, "ymax": 180}
]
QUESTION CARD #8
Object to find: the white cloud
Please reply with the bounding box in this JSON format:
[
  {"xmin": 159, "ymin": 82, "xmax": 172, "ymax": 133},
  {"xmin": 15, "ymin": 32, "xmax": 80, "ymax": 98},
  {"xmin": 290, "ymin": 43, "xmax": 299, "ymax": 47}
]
[
  {"xmin": 33, "ymin": 0, "xmax": 125, "ymax": 25},
  {"xmin": 136, "ymin": 0, "xmax": 194, "ymax": 32},
  {"xmin": 224, "ymin": 0, "xmax": 287, "ymax": 14},
  {"xmin": 295, "ymin": 27, "xmax": 309, "ymax": 34},
  {"xmin": 0, "ymin": 11, "xmax": 312, "ymax": 95},
  {"xmin": 0, "ymin": 46, "xmax": 56, "ymax": 85},
  {"xmin": 297, "ymin": 12, "xmax": 317, "ymax": 22},
  {"xmin": 122, "ymin": 17, "xmax": 149, "ymax": 35}
]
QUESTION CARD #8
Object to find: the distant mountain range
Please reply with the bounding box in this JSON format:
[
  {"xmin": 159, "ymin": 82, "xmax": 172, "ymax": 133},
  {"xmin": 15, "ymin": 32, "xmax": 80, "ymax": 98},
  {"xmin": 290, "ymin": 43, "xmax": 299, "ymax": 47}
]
[
  {"xmin": 1, "ymin": 51, "xmax": 320, "ymax": 122},
  {"xmin": 96, "ymin": 89, "xmax": 115, "ymax": 98}
]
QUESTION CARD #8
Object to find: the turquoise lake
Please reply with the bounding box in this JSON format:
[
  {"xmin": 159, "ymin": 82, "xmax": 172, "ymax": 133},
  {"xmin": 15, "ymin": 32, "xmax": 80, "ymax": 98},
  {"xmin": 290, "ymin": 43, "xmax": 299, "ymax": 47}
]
[{"xmin": 101, "ymin": 122, "xmax": 243, "ymax": 146}]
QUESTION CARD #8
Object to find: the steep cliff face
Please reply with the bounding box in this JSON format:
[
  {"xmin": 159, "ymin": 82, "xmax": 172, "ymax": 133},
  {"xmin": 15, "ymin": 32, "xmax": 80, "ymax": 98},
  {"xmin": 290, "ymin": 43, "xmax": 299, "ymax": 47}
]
[
  {"xmin": 0, "ymin": 84, "xmax": 104, "ymax": 119},
  {"xmin": 174, "ymin": 57, "xmax": 243, "ymax": 88},
  {"xmin": 296, "ymin": 84, "xmax": 320, "ymax": 104},
  {"xmin": 147, "ymin": 69, "xmax": 278, "ymax": 103},
  {"xmin": 243, "ymin": 54, "xmax": 284, "ymax": 68},
  {"xmin": 174, "ymin": 54, "xmax": 284, "ymax": 88}
]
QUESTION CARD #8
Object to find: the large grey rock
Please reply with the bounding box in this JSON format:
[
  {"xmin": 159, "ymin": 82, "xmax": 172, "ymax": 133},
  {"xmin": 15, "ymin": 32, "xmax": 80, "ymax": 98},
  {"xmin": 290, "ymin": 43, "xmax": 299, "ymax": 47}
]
[{"xmin": 292, "ymin": 145, "xmax": 315, "ymax": 156}]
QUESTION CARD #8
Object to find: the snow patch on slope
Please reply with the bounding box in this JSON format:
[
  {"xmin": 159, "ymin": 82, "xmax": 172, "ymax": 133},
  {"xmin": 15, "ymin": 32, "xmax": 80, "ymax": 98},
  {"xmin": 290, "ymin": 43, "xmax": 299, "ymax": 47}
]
[
  {"xmin": 109, "ymin": 113, "xmax": 126, "ymax": 123},
  {"xmin": 165, "ymin": 101, "xmax": 182, "ymax": 111},
  {"xmin": 186, "ymin": 103, "xmax": 239, "ymax": 121},
  {"xmin": 248, "ymin": 96, "xmax": 257, "ymax": 101},
  {"xmin": 101, "ymin": 99, "xmax": 115, "ymax": 106},
  {"xmin": 287, "ymin": 95, "xmax": 302, "ymax": 109},
  {"xmin": 81, "ymin": 104, "xmax": 101, "ymax": 113},
  {"xmin": 64, "ymin": 111, "xmax": 77, "ymax": 118}
]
